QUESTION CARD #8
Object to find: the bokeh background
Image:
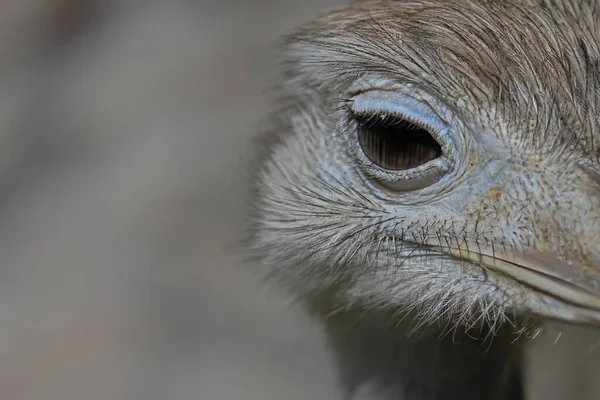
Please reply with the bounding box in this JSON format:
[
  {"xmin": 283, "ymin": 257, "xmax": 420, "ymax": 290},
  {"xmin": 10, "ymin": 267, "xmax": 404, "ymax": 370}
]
[{"xmin": 0, "ymin": 1, "xmax": 598, "ymax": 399}]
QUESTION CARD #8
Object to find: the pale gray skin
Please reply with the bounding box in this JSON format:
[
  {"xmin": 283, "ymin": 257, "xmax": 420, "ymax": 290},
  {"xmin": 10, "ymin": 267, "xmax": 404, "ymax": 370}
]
[{"xmin": 249, "ymin": 1, "xmax": 600, "ymax": 399}]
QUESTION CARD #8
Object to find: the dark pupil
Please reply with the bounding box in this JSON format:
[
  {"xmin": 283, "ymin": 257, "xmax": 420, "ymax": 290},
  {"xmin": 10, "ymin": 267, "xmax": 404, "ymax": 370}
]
[{"xmin": 356, "ymin": 114, "xmax": 443, "ymax": 170}]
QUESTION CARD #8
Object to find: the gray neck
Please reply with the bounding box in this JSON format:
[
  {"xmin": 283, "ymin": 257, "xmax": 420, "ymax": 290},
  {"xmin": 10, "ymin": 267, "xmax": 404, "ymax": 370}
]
[{"xmin": 316, "ymin": 308, "xmax": 525, "ymax": 400}]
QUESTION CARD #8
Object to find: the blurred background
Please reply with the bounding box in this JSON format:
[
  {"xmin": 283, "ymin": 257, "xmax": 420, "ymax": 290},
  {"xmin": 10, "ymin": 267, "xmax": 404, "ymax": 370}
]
[{"xmin": 0, "ymin": 1, "xmax": 598, "ymax": 399}]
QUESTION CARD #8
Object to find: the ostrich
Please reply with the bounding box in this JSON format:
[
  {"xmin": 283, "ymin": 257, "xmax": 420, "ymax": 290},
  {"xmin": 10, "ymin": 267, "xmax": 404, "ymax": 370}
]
[{"xmin": 249, "ymin": 1, "xmax": 600, "ymax": 399}]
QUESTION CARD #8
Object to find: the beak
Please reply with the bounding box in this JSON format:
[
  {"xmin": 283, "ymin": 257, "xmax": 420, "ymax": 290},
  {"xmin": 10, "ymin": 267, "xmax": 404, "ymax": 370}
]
[{"xmin": 433, "ymin": 244, "xmax": 600, "ymax": 325}]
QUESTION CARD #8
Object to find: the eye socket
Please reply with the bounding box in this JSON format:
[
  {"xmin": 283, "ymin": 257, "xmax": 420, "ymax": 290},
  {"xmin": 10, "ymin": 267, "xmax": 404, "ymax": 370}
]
[
  {"xmin": 355, "ymin": 113, "xmax": 443, "ymax": 171},
  {"xmin": 343, "ymin": 82, "xmax": 456, "ymax": 192}
]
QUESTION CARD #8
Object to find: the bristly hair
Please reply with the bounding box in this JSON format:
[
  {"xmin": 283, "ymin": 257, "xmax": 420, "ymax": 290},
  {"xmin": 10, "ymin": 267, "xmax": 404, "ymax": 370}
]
[
  {"xmin": 245, "ymin": 0, "xmax": 600, "ymax": 339},
  {"xmin": 284, "ymin": 0, "xmax": 600, "ymax": 160}
]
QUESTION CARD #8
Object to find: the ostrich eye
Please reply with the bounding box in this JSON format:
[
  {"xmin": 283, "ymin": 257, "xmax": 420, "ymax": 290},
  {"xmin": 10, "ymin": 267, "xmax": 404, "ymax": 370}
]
[
  {"xmin": 355, "ymin": 114, "xmax": 443, "ymax": 171},
  {"xmin": 345, "ymin": 83, "xmax": 454, "ymax": 191}
]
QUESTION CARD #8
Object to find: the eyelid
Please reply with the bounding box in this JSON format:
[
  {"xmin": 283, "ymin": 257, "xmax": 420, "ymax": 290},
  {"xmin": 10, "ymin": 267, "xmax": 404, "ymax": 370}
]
[{"xmin": 350, "ymin": 89, "xmax": 449, "ymax": 142}]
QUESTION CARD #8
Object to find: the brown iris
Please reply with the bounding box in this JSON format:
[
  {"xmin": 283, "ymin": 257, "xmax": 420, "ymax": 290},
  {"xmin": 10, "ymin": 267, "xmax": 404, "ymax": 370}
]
[{"xmin": 356, "ymin": 113, "xmax": 443, "ymax": 170}]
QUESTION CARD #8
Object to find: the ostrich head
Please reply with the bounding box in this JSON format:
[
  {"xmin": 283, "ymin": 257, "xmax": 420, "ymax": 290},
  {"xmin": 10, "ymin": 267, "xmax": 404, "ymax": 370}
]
[{"xmin": 251, "ymin": 0, "xmax": 600, "ymax": 336}]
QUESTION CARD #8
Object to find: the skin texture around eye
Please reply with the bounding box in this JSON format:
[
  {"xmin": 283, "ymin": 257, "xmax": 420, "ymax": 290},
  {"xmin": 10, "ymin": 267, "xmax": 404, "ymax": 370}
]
[{"xmin": 343, "ymin": 83, "xmax": 460, "ymax": 192}]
